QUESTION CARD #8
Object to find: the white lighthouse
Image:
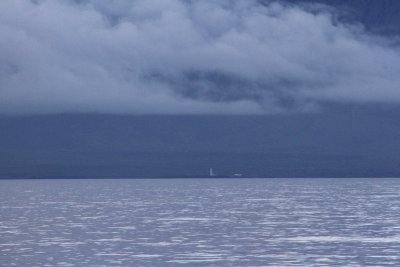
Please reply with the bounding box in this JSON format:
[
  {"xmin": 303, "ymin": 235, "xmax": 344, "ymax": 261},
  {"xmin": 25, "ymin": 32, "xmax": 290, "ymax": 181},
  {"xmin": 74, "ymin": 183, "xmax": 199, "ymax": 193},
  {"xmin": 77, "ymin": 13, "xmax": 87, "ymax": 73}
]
[{"xmin": 209, "ymin": 168, "xmax": 215, "ymax": 177}]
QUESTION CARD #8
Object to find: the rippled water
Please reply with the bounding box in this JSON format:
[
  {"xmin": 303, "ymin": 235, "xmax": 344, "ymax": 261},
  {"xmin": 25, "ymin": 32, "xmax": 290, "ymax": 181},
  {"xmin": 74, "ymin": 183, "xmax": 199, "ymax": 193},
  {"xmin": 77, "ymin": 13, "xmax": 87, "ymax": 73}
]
[{"xmin": 1, "ymin": 178, "xmax": 400, "ymax": 266}]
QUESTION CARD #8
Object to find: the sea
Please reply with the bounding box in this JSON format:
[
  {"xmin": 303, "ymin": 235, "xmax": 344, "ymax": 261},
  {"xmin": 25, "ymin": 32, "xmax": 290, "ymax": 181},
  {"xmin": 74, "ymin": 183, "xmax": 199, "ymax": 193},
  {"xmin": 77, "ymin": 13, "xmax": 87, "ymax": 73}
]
[{"xmin": 1, "ymin": 178, "xmax": 400, "ymax": 266}]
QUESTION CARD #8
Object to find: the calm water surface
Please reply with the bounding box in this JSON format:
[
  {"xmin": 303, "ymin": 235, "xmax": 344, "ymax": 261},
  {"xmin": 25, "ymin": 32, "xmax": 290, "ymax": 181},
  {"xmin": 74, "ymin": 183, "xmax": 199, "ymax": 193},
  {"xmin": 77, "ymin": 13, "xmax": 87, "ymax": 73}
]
[{"xmin": 1, "ymin": 178, "xmax": 400, "ymax": 266}]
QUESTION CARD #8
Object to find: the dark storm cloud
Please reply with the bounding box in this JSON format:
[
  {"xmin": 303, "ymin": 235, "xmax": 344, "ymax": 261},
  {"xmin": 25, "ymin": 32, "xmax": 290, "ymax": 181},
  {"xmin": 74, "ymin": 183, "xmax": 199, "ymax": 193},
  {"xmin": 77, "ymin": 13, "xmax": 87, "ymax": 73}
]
[{"xmin": 1, "ymin": 0, "xmax": 400, "ymax": 114}]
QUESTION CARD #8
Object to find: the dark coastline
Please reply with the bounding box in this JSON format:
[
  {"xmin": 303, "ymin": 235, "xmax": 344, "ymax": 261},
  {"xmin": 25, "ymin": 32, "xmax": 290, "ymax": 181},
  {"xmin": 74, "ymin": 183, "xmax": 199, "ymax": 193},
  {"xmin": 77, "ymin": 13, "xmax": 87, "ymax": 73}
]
[{"xmin": 2, "ymin": 176, "xmax": 400, "ymax": 180}]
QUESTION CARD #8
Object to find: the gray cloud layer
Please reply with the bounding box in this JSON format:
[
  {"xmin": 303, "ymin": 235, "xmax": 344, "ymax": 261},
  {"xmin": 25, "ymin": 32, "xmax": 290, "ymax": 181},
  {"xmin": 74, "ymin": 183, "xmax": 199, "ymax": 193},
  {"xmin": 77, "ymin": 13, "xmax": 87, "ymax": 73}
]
[{"xmin": 1, "ymin": 0, "xmax": 400, "ymax": 114}]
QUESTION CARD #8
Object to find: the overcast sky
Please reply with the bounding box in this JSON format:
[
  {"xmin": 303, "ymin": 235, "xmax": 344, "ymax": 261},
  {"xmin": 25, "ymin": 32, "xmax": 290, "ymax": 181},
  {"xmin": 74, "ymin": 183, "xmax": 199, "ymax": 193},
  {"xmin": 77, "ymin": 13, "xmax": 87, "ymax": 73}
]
[{"xmin": 1, "ymin": 0, "xmax": 400, "ymax": 114}]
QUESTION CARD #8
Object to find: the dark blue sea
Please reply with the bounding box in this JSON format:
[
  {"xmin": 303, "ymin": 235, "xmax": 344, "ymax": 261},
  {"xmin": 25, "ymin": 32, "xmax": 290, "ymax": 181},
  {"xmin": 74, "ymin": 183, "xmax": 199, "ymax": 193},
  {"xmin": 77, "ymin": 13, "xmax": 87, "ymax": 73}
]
[{"xmin": 1, "ymin": 178, "xmax": 400, "ymax": 266}]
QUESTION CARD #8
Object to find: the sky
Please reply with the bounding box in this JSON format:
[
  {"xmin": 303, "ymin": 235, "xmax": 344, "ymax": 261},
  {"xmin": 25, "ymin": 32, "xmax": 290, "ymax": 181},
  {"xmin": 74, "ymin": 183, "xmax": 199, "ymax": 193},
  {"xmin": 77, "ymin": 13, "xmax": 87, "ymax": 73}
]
[{"xmin": 1, "ymin": 0, "xmax": 400, "ymax": 115}]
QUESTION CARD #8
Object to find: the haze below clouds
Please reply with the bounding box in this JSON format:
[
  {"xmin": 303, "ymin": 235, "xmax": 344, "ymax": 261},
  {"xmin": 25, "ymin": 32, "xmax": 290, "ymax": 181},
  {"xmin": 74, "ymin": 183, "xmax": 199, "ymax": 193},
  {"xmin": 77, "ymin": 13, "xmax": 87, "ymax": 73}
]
[{"xmin": 1, "ymin": 0, "xmax": 400, "ymax": 114}]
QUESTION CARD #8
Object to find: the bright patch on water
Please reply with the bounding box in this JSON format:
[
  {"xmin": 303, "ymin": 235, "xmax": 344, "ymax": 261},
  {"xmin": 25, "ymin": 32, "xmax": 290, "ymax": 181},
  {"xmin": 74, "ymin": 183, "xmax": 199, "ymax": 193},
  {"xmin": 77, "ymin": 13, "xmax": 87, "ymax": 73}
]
[{"xmin": 1, "ymin": 178, "xmax": 400, "ymax": 266}]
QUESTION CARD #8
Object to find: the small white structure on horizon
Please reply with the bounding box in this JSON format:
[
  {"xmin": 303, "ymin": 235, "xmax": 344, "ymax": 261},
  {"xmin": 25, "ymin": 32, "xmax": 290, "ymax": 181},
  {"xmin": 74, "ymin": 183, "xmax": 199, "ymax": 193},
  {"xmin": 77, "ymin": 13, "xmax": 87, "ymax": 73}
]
[{"xmin": 209, "ymin": 168, "xmax": 215, "ymax": 177}]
